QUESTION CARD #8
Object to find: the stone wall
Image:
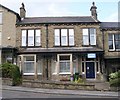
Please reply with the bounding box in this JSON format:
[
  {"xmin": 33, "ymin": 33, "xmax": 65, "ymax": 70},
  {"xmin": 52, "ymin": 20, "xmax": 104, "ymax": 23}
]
[{"xmin": 22, "ymin": 80, "xmax": 95, "ymax": 90}]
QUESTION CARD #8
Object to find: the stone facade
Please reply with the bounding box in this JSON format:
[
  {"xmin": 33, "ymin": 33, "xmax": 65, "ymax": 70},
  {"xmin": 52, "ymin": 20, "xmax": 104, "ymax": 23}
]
[
  {"xmin": 0, "ymin": 4, "xmax": 20, "ymax": 64},
  {"xmin": 1, "ymin": 3, "xmax": 120, "ymax": 83}
]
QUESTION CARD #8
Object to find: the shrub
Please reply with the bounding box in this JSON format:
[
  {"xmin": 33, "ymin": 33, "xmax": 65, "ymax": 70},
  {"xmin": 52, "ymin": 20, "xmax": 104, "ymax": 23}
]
[
  {"xmin": 0, "ymin": 63, "xmax": 22, "ymax": 86},
  {"xmin": 109, "ymin": 70, "xmax": 120, "ymax": 87}
]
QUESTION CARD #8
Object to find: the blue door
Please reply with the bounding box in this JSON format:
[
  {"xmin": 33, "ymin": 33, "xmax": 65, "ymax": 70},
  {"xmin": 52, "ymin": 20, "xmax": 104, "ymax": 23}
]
[{"xmin": 86, "ymin": 62, "xmax": 95, "ymax": 78}]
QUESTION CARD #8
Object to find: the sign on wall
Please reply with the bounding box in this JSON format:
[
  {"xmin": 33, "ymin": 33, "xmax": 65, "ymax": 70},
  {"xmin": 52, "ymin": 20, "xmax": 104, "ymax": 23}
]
[{"xmin": 87, "ymin": 53, "xmax": 96, "ymax": 58}]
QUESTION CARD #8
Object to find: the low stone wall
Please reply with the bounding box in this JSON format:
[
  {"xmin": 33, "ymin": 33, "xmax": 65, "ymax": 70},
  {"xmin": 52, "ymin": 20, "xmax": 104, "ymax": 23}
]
[
  {"xmin": 2, "ymin": 78, "xmax": 13, "ymax": 86},
  {"xmin": 22, "ymin": 80, "xmax": 95, "ymax": 90}
]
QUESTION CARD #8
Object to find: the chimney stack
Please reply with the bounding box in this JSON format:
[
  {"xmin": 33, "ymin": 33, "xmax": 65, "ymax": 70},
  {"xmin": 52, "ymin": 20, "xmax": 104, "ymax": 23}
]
[
  {"xmin": 20, "ymin": 3, "xmax": 26, "ymax": 19},
  {"xmin": 90, "ymin": 2, "xmax": 97, "ymax": 20}
]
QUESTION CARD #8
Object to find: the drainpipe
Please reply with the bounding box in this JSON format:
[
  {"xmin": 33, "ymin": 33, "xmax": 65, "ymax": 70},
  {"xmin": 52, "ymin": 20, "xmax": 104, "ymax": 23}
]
[
  {"xmin": 101, "ymin": 29, "xmax": 106, "ymax": 81},
  {"xmin": 45, "ymin": 24, "xmax": 49, "ymax": 80}
]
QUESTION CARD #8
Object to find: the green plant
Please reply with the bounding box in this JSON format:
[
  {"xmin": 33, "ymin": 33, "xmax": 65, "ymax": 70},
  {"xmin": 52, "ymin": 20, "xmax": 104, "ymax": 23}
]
[
  {"xmin": 109, "ymin": 70, "xmax": 120, "ymax": 87},
  {"xmin": 0, "ymin": 63, "xmax": 22, "ymax": 86}
]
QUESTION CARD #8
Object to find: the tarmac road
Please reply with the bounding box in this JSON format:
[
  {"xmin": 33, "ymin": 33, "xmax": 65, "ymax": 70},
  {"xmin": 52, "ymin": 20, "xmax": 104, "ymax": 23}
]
[{"xmin": 1, "ymin": 85, "xmax": 119, "ymax": 99}]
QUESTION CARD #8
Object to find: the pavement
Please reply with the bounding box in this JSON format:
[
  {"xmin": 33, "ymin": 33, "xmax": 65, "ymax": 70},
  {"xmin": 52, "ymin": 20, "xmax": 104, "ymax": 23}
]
[{"xmin": 1, "ymin": 85, "xmax": 119, "ymax": 97}]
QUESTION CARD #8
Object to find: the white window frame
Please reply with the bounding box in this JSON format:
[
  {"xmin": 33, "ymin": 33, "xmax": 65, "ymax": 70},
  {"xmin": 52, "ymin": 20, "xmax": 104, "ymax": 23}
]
[
  {"xmin": 18, "ymin": 55, "xmax": 36, "ymax": 75},
  {"xmin": 0, "ymin": 31, "xmax": 1, "ymax": 45},
  {"xmin": 28, "ymin": 30, "xmax": 34, "ymax": 46},
  {"xmin": 82, "ymin": 28, "xmax": 96, "ymax": 45},
  {"xmin": 57, "ymin": 54, "xmax": 73, "ymax": 75},
  {"xmin": 35, "ymin": 29, "xmax": 41, "ymax": 46},
  {"xmin": 54, "ymin": 29, "xmax": 74, "ymax": 46},
  {"xmin": 21, "ymin": 29, "xmax": 41, "ymax": 47},
  {"xmin": 0, "ymin": 13, "xmax": 2, "ymax": 24},
  {"xmin": 61, "ymin": 29, "xmax": 68, "ymax": 46},
  {"xmin": 109, "ymin": 34, "xmax": 120, "ymax": 51},
  {"xmin": 22, "ymin": 30, "xmax": 27, "ymax": 46},
  {"xmin": 54, "ymin": 29, "xmax": 60, "ymax": 46}
]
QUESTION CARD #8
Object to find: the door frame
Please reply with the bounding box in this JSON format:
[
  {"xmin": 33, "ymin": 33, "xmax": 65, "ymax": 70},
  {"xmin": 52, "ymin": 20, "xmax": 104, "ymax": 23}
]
[{"xmin": 85, "ymin": 61, "xmax": 96, "ymax": 80}]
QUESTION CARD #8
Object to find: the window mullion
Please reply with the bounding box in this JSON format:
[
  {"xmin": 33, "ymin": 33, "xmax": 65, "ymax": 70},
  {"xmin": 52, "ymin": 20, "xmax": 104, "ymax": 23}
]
[
  {"xmin": 60, "ymin": 29, "xmax": 61, "ymax": 46},
  {"xmin": 89, "ymin": 29, "xmax": 90, "ymax": 45},
  {"xmin": 34, "ymin": 30, "xmax": 35, "ymax": 46},
  {"xmin": 67, "ymin": 29, "xmax": 69, "ymax": 46},
  {"xmin": 26, "ymin": 30, "xmax": 28, "ymax": 46}
]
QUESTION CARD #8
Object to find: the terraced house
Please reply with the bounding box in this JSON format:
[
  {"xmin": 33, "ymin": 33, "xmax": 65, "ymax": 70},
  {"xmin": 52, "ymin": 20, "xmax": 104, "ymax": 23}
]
[
  {"xmin": 1, "ymin": 2, "xmax": 120, "ymax": 82},
  {"xmin": 0, "ymin": 4, "xmax": 20, "ymax": 64}
]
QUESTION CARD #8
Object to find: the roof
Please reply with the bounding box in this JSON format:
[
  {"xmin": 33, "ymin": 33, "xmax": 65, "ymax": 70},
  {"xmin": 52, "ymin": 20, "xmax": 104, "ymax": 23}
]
[
  {"xmin": 100, "ymin": 22, "xmax": 120, "ymax": 29},
  {"xmin": 17, "ymin": 16, "xmax": 100, "ymax": 25},
  {"xmin": 0, "ymin": 4, "xmax": 20, "ymax": 19}
]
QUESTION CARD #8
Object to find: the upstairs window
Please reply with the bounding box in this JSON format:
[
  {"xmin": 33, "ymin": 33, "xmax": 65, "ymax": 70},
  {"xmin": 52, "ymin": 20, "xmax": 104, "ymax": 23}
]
[
  {"xmin": 0, "ymin": 13, "xmax": 2, "ymax": 24},
  {"xmin": 54, "ymin": 29, "xmax": 74, "ymax": 46},
  {"xmin": 21, "ymin": 29, "xmax": 41, "ymax": 47},
  {"xmin": 82, "ymin": 28, "xmax": 96, "ymax": 46},
  {"xmin": 109, "ymin": 34, "xmax": 120, "ymax": 50}
]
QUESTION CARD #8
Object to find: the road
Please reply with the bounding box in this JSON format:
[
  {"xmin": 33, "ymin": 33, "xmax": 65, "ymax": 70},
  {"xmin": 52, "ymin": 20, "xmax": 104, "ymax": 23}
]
[{"xmin": 2, "ymin": 89, "xmax": 119, "ymax": 99}]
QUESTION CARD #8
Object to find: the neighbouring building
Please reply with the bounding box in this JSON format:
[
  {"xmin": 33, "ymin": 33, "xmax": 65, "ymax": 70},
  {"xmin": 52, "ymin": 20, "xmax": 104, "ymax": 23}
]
[
  {"xmin": 0, "ymin": 4, "xmax": 20, "ymax": 64},
  {"xmin": 1, "ymin": 2, "xmax": 120, "ymax": 82}
]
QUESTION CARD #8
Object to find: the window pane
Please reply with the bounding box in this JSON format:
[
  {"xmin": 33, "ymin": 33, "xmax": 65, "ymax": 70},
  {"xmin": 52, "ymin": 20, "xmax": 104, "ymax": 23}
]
[
  {"xmin": 108, "ymin": 34, "xmax": 114, "ymax": 49},
  {"xmin": 35, "ymin": 30, "xmax": 41, "ymax": 46},
  {"xmin": 115, "ymin": 34, "xmax": 120, "ymax": 40},
  {"xmin": 61, "ymin": 29, "xmax": 68, "ymax": 46},
  {"xmin": 83, "ymin": 29, "xmax": 89, "ymax": 45},
  {"xmin": 23, "ymin": 56, "xmax": 35, "ymax": 74},
  {"xmin": 115, "ymin": 41, "xmax": 120, "ymax": 49},
  {"xmin": 0, "ymin": 13, "xmax": 2, "ymax": 24},
  {"xmin": 69, "ymin": 29, "xmax": 74, "ymax": 46},
  {"xmin": 60, "ymin": 61, "xmax": 70, "ymax": 72},
  {"xmin": 60, "ymin": 56, "xmax": 70, "ymax": 60},
  {"xmin": 25, "ymin": 56, "xmax": 34, "ymax": 61},
  {"xmin": 109, "ymin": 34, "xmax": 113, "ymax": 40},
  {"xmin": 109, "ymin": 41, "xmax": 113, "ymax": 49},
  {"xmin": 90, "ymin": 28, "xmax": 96, "ymax": 45},
  {"xmin": 55, "ymin": 29, "xmax": 60, "ymax": 46},
  {"xmin": 22, "ymin": 30, "xmax": 26, "ymax": 46},
  {"xmin": 28, "ymin": 30, "xmax": 34, "ymax": 46}
]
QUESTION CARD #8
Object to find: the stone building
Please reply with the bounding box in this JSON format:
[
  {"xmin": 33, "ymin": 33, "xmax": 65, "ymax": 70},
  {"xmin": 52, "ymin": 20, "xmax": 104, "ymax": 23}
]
[
  {"xmin": 16, "ymin": 2, "xmax": 106, "ymax": 82},
  {"xmin": 1, "ymin": 2, "xmax": 119, "ymax": 82},
  {"xmin": 0, "ymin": 4, "xmax": 20, "ymax": 64}
]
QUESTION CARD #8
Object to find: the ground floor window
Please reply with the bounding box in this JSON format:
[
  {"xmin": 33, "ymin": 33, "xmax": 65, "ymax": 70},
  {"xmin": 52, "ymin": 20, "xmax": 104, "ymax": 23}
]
[
  {"xmin": 57, "ymin": 54, "xmax": 72, "ymax": 74},
  {"xmin": 23, "ymin": 56, "xmax": 35, "ymax": 75},
  {"xmin": 18, "ymin": 54, "xmax": 42, "ymax": 75}
]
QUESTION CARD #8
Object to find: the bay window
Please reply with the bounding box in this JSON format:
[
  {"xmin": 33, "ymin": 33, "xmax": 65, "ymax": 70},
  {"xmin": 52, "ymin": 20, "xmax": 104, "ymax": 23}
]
[
  {"xmin": 82, "ymin": 28, "xmax": 96, "ymax": 45},
  {"xmin": 54, "ymin": 29, "xmax": 74, "ymax": 46}
]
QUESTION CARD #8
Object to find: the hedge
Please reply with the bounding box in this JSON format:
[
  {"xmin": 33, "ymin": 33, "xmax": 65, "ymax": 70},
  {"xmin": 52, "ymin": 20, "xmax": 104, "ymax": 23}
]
[{"xmin": 0, "ymin": 63, "xmax": 22, "ymax": 86}]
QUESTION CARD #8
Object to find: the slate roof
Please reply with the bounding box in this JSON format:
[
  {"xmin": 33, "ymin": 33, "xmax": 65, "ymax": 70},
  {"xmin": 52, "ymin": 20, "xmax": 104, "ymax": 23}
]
[
  {"xmin": 17, "ymin": 16, "xmax": 100, "ymax": 25},
  {"xmin": 100, "ymin": 22, "xmax": 120, "ymax": 29}
]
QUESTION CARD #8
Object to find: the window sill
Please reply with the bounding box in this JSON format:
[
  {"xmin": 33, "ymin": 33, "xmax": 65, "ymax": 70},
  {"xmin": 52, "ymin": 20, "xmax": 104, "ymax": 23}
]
[
  {"xmin": 23, "ymin": 73, "xmax": 42, "ymax": 75},
  {"xmin": 59, "ymin": 72, "xmax": 71, "ymax": 75},
  {"xmin": 20, "ymin": 46, "xmax": 42, "ymax": 48},
  {"xmin": 54, "ymin": 46, "xmax": 75, "ymax": 47},
  {"xmin": 108, "ymin": 49, "xmax": 120, "ymax": 52}
]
